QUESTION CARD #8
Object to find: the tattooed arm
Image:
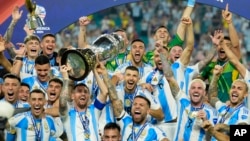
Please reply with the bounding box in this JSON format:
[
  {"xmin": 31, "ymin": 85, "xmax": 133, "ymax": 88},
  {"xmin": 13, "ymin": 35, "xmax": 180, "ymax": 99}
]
[
  {"xmin": 202, "ymin": 120, "xmax": 229, "ymax": 141},
  {"xmin": 101, "ymin": 67, "xmax": 124, "ymax": 118},
  {"xmin": 197, "ymin": 46, "xmax": 216, "ymax": 72},
  {"xmin": 4, "ymin": 6, "xmax": 23, "ymax": 59},
  {"xmin": 155, "ymin": 40, "xmax": 180, "ymax": 98},
  {"xmin": 59, "ymin": 65, "xmax": 70, "ymax": 116},
  {"xmin": 93, "ymin": 61, "xmax": 108, "ymax": 103},
  {"xmin": 208, "ymin": 65, "xmax": 222, "ymax": 107}
]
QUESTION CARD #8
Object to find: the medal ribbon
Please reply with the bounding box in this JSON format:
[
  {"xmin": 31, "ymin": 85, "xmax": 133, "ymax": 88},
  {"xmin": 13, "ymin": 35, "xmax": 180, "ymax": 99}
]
[
  {"xmin": 219, "ymin": 103, "xmax": 244, "ymax": 123},
  {"xmin": 30, "ymin": 114, "xmax": 42, "ymax": 141},
  {"xmin": 132, "ymin": 122, "xmax": 148, "ymax": 141},
  {"xmin": 75, "ymin": 108, "xmax": 90, "ymax": 139}
]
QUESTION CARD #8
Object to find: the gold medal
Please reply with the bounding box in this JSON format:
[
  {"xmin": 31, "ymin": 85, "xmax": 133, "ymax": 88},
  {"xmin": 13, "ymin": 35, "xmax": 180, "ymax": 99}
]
[
  {"xmin": 84, "ymin": 133, "xmax": 90, "ymax": 139},
  {"xmin": 190, "ymin": 111, "xmax": 198, "ymax": 118},
  {"xmin": 125, "ymin": 99, "xmax": 131, "ymax": 107}
]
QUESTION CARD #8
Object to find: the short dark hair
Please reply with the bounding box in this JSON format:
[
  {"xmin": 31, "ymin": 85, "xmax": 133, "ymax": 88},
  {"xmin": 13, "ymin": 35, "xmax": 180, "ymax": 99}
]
[
  {"xmin": 125, "ymin": 66, "xmax": 139, "ymax": 73},
  {"xmin": 131, "ymin": 38, "xmax": 145, "ymax": 45},
  {"xmin": 49, "ymin": 78, "xmax": 63, "ymax": 87},
  {"xmin": 154, "ymin": 25, "xmax": 168, "ymax": 34},
  {"xmin": 35, "ymin": 55, "xmax": 50, "ymax": 65},
  {"xmin": 73, "ymin": 82, "xmax": 89, "ymax": 91},
  {"xmin": 24, "ymin": 35, "xmax": 41, "ymax": 44},
  {"xmin": 58, "ymin": 48, "xmax": 68, "ymax": 57},
  {"xmin": 3, "ymin": 73, "xmax": 21, "ymax": 83},
  {"xmin": 21, "ymin": 82, "xmax": 30, "ymax": 90},
  {"xmin": 134, "ymin": 95, "xmax": 151, "ymax": 108},
  {"xmin": 41, "ymin": 33, "xmax": 56, "ymax": 41},
  {"xmin": 30, "ymin": 89, "xmax": 45, "ymax": 97},
  {"xmin": 104, "ymin": 122, "xmax": 121, "ymax": 133},
  {"xmin": 114, "ymin": 28, "xmax": 126, "ymax": 33},
  {"xmin": 224, "ymin": 36, "xmax": 231, "ymax": 41}
]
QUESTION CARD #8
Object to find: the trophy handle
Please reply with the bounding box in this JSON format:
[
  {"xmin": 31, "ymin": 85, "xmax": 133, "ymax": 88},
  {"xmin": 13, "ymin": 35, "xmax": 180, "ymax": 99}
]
[{"xmin": 25, "ymin": 0, "xmax": 36, "ymax": 15}]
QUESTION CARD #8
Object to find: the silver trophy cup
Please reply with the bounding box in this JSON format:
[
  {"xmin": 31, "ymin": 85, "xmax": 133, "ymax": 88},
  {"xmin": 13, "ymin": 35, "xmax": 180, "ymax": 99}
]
[
  {"xmin": 25, "ymin": 0, "xmax": 45, "ymax": 30},
  {"xmin": 61, "ymin": 33, "xmax": 124, "ymax": 80}
]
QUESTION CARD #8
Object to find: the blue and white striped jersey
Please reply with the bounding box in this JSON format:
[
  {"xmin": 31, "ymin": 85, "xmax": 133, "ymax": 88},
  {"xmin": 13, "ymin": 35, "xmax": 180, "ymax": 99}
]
[
  {"xmin": 6, "ymin": 111, "xmax": 63, "ymax": 141},
  {"xmin": 62, "ymin": 99, "xmax": 105, "ymax": 141},
  {"xmin": 142, "ymin": 69, "xmax": 177, "ymax": 123},
  {"xmin": 117, "ymin": 112, "xmax": 168, "ymax": 141},
  {"xmin": 174, "ymin": 91, "xmax": 218, "ymax": 141}
]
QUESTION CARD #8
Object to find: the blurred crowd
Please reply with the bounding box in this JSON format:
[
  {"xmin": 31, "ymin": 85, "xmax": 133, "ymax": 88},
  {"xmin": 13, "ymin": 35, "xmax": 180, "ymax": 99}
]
[{"xmin": 55, "ymin": 0, "xmax": 250, "ymax": 67}]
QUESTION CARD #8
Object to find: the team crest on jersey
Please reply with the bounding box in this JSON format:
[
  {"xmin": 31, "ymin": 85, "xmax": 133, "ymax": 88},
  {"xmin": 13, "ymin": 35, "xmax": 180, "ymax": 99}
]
[
  {"xmin": 125, "ymin": 99, "xmax": 131, "ymax": 107},
  {"xmin": 34, "ymin": 85, "xmax": 39, "ymax": 89},
  {"xmin": 87, "ymin": 80, "xmax": 92, "ymax": 84},
  {"xmin": 44, "ymin": 121, "xmax": 49, "ymax": 133},
  {"xmin": 141, "ymin": 130, "xmax": 146, "ymax": 136}
]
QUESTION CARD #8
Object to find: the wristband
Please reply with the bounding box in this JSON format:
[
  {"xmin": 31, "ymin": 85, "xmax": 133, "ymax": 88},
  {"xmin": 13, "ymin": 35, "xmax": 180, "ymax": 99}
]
[{"xmin": 15, "ymin": 56, "xmax": 24, "ymax": 61}]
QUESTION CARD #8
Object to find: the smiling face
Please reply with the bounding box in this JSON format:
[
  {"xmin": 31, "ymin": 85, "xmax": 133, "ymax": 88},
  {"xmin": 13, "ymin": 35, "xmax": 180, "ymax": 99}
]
[
  {"xmin": 131, "ymin": 97, "xmax": 150, "ymax": 124},
  {"xmin": 40, "ymin": 35, "xmax": 56, "ymax": 56},
  {"xmin": 229, "ymin": 80, "xmax": 248, "ymax": 107},
  {"xmin": 153, "ymin": 50, "xmax": 163, "ymax": 70},
  {"xmin": 130, "ymin": 41, "xmax": 145, "ymax": 65},
  {"xmin": 18, "ymin": 85, "xmax": 30, "ymax": 102},
  {"xmin": 3, "ymin": 78, "xmax": 20, "ymax": 104},
  {"xmin": 124, "ymin": 69, "xmax": 139, "ymax": 93},
  {"xmin": 72, "ymin": 85, "xmax": 90, "ymax": 110},
  {"xmin": 218, "ymin": 39, "xmax": 232, "ymax": 61},
  {"xmin": 29, "ymin": 91, "xmax": 46, "ymax": 118},
  {"xmin": 35, "ymin": 63, "xmax": 51, "ymax": 82},
  {"xmin": 47, "ymin": 81, "xmax": 62, "ymax": 103},
  {"xmin": 189, "ymin": 80, "xmax": 206, "ymax": 106},
  {"xmin": 26, "ymin": 39, "xmax": 40, "ymax": 60},
  {"xmin": 169, "ymin": 46, "xmax": 183, "ymax": 62},
  {"xmin": 154, "ymin": 27, "xmax": 170, "ymax": 43}
]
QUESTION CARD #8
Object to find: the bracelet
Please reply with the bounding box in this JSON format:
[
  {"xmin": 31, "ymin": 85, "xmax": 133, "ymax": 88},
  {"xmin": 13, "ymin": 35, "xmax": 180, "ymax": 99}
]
[{"xmin": 15, "ymin": 56, "xmax": 24, "ymax": 61}]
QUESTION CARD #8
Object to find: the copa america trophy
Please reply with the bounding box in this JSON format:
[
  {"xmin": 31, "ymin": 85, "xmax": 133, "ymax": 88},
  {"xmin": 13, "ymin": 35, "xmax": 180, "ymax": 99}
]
[
  {"xmin": 61, "ymin": 33, "xmax": 125, "ymax": 81},
  {"xmin": 25, "ymin": 0, "xmax": 45, "ymax": 30}
]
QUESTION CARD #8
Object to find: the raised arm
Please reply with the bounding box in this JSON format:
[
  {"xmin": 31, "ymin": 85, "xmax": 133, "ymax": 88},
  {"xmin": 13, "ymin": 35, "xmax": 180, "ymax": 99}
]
[
  {"xmin": 222, "ymin": 4, "xmax": 241, "ymax": 59},
  {"xmin": 176, "ymin": 0, "xmax": 195, "ymax": 41},
  {"xmin": 4, "ymin": 6, "xmax": 23, "ymax": 59},
  {"xmin": 179, "ymin": 17, "xmax": 194, "ymax": 66},
  {"xmin": 59, "ymin": 65, "xmax": 70, "ymax": 116},
  {"xmin": 197, "ymin": 45, "xmax": 216, "ymax": 72},
  {"xmin": 220, "ymin": 37, "xmax": 246, "ymax": 78},
  {"xmin": 208, "ymin": 65, "xmax": 223, "ymax": 107},
  {"xmin": 78, "ymin": 16, "xmax": 91, "ymax": 48},
  {"xmin": 93, "ymin": 61, "xmax": 108, "ymax": 103},
  {"xmin": 10, "ymin": 44, "xmax": 26, "ymax": 77},
  {"xmin": 155, "ymin": 40, "xmax": 180, "ymax": 98},
  {"xmin": 0, "ymin": 35, "xmax": 12, "ymax": 72},
  {"xmin": 101, "ymin": 66, "xmax": 124, "ymax": 118}
]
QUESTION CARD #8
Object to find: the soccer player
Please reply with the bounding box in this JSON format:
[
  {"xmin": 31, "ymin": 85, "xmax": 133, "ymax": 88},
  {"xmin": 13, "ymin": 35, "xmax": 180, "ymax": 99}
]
[
  {"xmin": 208, "ymin": 65, "xmax": 250, "ymax": 125},
  {"xmin": 100, "ymin": 63, "xmax": 169, "ymax": 141},
  {"xmin": 1, "ymin": 73, "xmax": 30, "ymax": 108},
  {"xmin": 113, "ymin": 39, "xmax": 153, "ymax": 85},
  {"xmin": 141, "ymin": 45, "xmax": 177, "ymax": 140},
  {"xmin": 159, "ymin": 46, "xmax": 218, "ymax": 141},
  {"xmin": 21, "ymin": 55, "xmax": 53, "ymax": 97},
  {"xmin": 18, "ymin": 82, "xmax": 30, "ymax": 103},
  {"xmin": 102, "ymin": 122, "xmax": 121, "ymax": 141},
  {"xmin": 59, "ymin": 61, "xmax": 108, "ymax": 141},
  {"xmin": 116, "ymin": 66, "xmax": 163, "ymax": 120},
  {"xmin": 5, "ymin": 89, "xmax": 63, "ymax": 140},
  {"xmin": 40, "ymin": 33, "xmax": 59, "ymax": 67},
  {"xmin": 199, "ymin": 4, "xmax": 241, "ymax": 102}
]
